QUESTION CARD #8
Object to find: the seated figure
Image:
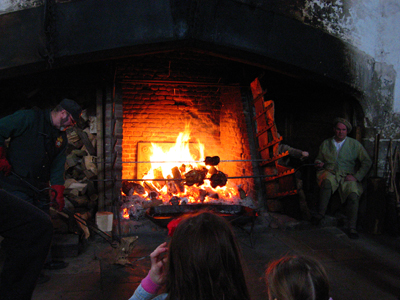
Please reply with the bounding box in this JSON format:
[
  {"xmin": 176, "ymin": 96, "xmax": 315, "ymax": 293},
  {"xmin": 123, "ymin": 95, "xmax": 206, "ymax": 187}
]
[{"xmin": 314, "ymin": 117, "xmax": 372, "ymax": 239}]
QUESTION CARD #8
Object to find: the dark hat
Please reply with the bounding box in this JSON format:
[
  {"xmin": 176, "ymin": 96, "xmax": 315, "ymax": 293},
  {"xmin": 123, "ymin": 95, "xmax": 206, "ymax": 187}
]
[
  {"xmin": 333, "ymin": 117, "xmax": 352, "ymax": 133},
  {"xmin": 60, "ymin": 99, "xmax": 82, "ymax": 122}
]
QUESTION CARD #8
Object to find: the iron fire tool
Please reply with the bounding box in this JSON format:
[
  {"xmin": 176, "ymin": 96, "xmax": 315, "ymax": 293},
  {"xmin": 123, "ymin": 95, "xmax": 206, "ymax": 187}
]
[
  {"xmin": 117, "ymin": 157, "xmax": 318, "ymax": 182},
  {"xmin": 119, "ymin": 155, "xmax": 269, "ymax": 164},
  {"xmin": 10, "ymin": 171, "xmax": 138, "ymax": 265},
  {"xmin": 54, "ymin": 207, "xmax": 139, "ymax": 266},
  {"xmin": 10, "ymin": 171, "xmax": 117, "ymax": 242}
]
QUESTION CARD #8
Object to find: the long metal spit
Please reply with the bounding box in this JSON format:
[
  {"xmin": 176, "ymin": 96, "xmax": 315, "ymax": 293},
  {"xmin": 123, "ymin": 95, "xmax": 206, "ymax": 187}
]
[
  {"xmin": 92, "ymin": 174, "xmax": 275, "ymax": 182},
  {"xmin": 119, "ymin": 158, "xmax": 274, "ymax": 164}
]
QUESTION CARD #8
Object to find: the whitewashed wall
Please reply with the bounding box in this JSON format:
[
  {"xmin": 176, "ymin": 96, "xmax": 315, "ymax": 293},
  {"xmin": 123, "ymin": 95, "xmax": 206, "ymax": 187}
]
[
  {"xmin": 302, "ymin": 0, "xmax": 400, "ymax": 114},
  {"xmin": 0, "ymin": 0, "xmax": 42, "ymax": 14}
]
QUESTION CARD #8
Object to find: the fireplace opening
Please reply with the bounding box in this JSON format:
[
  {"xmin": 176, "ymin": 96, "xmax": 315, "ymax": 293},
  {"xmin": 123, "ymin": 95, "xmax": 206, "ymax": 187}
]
[
  {"xmin": 119, "ymin": 81, "xmax": 257, "ymax": 222},
  {"xmin": 102, "ymin": 50, "xmax": 267, "ymax": 233}
]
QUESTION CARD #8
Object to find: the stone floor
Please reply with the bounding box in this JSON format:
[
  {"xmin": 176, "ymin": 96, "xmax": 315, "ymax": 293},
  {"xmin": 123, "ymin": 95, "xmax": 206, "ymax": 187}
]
[{"xmin": 2, "ymin": 211, "xmax": 400, "ymax": 300}]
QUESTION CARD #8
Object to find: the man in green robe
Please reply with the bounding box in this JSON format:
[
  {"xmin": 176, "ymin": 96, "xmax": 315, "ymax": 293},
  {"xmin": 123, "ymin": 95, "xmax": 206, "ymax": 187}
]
[{"xmin": 314, "ymin": 118, "xmax": 372, "ymax": 239}]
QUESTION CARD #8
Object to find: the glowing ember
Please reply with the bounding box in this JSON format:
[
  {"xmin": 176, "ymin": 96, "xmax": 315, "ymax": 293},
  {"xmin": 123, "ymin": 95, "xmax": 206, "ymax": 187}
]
[{"xmin": 122, "ymin": 208, "xmax": 129, "ymax": 219}]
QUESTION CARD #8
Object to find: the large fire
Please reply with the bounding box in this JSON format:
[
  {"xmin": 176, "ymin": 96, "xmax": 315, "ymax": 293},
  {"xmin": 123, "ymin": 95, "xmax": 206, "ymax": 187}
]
[{"xmin": 121, "ymin": 129, "xmax": 254, "ymax": 219}]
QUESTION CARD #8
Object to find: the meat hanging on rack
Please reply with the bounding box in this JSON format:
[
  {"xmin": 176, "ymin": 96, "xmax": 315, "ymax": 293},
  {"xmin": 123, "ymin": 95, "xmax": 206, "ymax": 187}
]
[
  {"xmin": 210, "ymin": 171, "xmax": 227, "ymax": 188},
  {"xmin": 184, "ymin": 167, "xmax": 208, "ymax": 186}
]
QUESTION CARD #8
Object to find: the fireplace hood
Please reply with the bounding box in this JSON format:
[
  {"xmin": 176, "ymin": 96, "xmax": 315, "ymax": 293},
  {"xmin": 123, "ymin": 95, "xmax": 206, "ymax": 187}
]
[{"xmin": 0, "ymin": 0, "xmax": 356, "ymax": 93}]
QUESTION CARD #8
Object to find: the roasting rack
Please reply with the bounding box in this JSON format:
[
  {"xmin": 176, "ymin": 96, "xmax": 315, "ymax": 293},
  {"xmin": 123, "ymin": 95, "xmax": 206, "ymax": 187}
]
[{"xmin": 145, "ymin": 204, "xmax": 258, "ymax": 247}]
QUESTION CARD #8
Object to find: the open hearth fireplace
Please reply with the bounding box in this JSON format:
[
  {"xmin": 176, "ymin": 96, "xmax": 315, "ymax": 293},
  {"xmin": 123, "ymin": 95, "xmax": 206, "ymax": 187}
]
[
  {"xmin": 109, "ymin": 75, "xmax": 301, "ymax": 237},
  {"xmin": 100, "ymin": 53, "xmax": 302, "ymax": 236}
]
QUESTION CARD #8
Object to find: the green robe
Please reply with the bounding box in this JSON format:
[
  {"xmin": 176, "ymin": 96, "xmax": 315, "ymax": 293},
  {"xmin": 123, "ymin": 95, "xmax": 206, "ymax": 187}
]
[{"xmin": 315, "ymin": 137, "xmax": 372, "ymax": 202}]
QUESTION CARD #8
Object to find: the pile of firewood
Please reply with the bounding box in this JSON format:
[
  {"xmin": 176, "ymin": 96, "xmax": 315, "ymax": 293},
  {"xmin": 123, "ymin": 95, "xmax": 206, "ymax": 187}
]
[{"xmin": 64, "ymin": 110, "xmax": 98, "ymax": 215}]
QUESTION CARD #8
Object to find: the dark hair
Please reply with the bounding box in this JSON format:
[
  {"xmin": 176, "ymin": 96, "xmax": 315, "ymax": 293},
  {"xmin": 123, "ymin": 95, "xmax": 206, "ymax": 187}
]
[
  {"xmin": 165, "ymin": 211, "xmax": 250, "ymax": 300},
  {"xmin": 265, "ymin": 255, "xmax": 330, "ymax": 300}
]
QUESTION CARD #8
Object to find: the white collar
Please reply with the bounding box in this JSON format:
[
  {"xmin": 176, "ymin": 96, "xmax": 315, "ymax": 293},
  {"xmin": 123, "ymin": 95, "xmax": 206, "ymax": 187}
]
[{"xmin": 333, "ymin": 137, "xmax": 346, "ymax": 152}]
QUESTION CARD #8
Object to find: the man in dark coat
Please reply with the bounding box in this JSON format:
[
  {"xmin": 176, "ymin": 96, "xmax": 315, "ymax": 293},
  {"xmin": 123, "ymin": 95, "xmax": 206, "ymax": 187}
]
[
  {"xmin": 0, "ymin": 189, "xmax": 53, "ymax": 300},
  {"xmin": 0, "ymin": 99, "xmax": 82, "ymax": 273}
]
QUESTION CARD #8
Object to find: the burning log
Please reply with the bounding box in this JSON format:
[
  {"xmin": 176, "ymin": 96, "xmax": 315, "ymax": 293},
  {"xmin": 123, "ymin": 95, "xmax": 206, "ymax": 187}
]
[
  {"xmin": 209, "ymin": 193, "xmax": 219, "ymax": 199},
  {"xmin": 171, "ymin": 166, "xmax": 185, "ymax": 193},
  {"xmin": 122, "ymin": 181, "xmax": 146, "ymax": 196},
  {"xmin": 169, "ymin": 196, "xmax": 180, "ymax": 205},
  {"xmin": 166, "ymin": 175, "xmax": 178, "ymax": 194},
  {"xmin": 149, "ymin": 191, "xmax": 159, "ymax": 200},
  {"xmin": 134, "ymin": 183, "xmax": 146, "ymax": 195},
  {"xmin": 144, "ymin": 181, "xmax": 157, "ymax": 193},
  {"xmin": 238, "ymin": 187, "xmax": 247, "ymax": 199},
  {"xmin": 199, "ymin": 189, "xmax": 207, "ymax": 202},
  {"xmin": 210, "ymin": 171, "xmax": 228, "ymax": 188},
  {"xmin": 153, "ymin": 167, "xmax": 166, "ymax": 190},
  {"xmin": 142, "ymin": 192, "xmax": 163, "ymax": 208},
  {"xmin": 148, "ymin": 191, "xmax": 163, "ymax": 206}
]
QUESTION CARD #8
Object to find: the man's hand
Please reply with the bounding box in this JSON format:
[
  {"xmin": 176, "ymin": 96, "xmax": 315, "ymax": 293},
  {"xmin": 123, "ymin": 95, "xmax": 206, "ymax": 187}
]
[
  {"xmin": 50, "ymin": 185, "xmax": 65, "ymax": 212},
  {"xmin": 345, "ymin": 174, "xmax": 357, "ymax": 182},
  {"xmin": 301, "ymin": 151, "xmax": 309, "ymax": 160},
  {"xmin": 0, "ymin": 147, "xmax": 11, "ymax": 176},
  {"xmin": 149, "ymin": 242, "xmax": 168, "ymax": 286}
]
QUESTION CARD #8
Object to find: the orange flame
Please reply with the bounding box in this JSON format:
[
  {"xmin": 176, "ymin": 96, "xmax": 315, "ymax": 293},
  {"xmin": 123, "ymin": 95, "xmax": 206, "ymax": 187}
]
[
  {"xmin": 144, "ymin": 129, "xmax": 204, "ymax": 181},
  {"xmin": 122, "ymin": 208, "xmax": 129, "ymax": 219},
  {"xmin": 139, "ymin": 127, "xmax": 240, "ymax": 204}
]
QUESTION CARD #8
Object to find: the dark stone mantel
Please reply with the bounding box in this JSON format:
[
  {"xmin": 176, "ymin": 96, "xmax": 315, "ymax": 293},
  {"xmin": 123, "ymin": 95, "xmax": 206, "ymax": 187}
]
[{"xmin": 0, "ymin": 0, "xmax": 355, "ymax": 93}]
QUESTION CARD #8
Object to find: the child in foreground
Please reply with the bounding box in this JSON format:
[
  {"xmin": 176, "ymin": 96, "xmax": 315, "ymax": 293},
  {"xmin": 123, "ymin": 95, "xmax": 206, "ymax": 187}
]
[
  {"xmin": 265, "ymin": 255, "xmax": 333, "ymax": 300},
  {"xmin": 129, "ymin": 211, "xmax": 250, "ymax": 300}
]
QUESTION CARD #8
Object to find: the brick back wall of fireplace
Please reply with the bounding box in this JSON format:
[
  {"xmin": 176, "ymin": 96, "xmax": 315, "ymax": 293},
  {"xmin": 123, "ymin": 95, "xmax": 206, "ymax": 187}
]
[
  {"xmin": 114, "ymin": 51, "xmax": 259, "ymax": 201},
  {"xmin": 121, "ymin": 84, "xmax": 255, "ymax": 199}
]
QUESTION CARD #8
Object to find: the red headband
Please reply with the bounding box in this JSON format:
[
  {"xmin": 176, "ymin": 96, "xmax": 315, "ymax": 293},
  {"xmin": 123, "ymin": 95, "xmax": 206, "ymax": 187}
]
[{"xmin": 167, "ymin": 217, "xmax": 183, "ymax": 236}]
